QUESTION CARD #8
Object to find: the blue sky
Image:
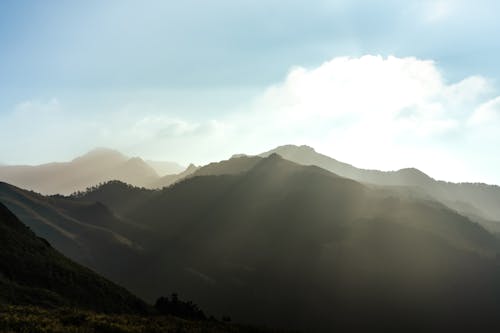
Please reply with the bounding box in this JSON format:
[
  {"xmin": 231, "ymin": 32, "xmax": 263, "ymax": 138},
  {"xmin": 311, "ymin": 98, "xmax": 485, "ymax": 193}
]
[{"xmin": 1, "ymin": 0, "xmax": 500, "ymax": 183}]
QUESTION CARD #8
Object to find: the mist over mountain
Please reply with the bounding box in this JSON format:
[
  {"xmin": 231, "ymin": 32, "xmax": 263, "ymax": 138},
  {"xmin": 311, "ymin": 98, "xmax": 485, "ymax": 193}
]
[
  {"xmin": 151, "ymin": 163, "xmax": 199, "ymax": 189},
  {"xmin": 0, "ymin": 148, "xmax": 187, "ymax": 195},
  {"xmin": 146, "ymin": 160, "xmax": 185, "ymax": 176},
  {"xmin": 261, "ymin": 145, "xmax": 500, "ymax": 230},
  {"xmin": 7, "ymin": 0, "xmax": 500, "ymax": 331},
  {"xmin": 4, "ymin": 143, "xmax": 500, "ymax": 237},
  {"xmin": 4, "ymin": 153, "xmax": 500, "ymax": 331}
]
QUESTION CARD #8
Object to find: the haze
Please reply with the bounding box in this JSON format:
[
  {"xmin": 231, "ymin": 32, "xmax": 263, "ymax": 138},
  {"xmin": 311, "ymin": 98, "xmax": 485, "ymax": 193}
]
[
  {"xmin": 4, "ymin": 2, "xmax": 500, "ymax": 332},
  {"xmin": 1, "ymin": 0, "xmax": 500, "ymax": 184}
]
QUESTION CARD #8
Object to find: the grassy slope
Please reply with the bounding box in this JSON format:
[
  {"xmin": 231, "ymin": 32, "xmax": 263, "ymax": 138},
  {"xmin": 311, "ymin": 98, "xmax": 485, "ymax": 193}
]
[
  {"xmin": 0, "ymin": 202, "xmax": 148, "ymax": 313},
  {"xmin": 0, "ymin": 305, "xmax": 282, "ymax": 333}
]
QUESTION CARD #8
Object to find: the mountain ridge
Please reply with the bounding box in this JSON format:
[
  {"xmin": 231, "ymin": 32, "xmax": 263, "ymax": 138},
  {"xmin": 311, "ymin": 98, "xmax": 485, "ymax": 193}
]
[
  {"xmin": 0, "ymin": 149, "xmax": 186, "ymax": 195},
  {"xmin": 260, "ymin": 144, "xmax": 500, "ymax": 225},
  {"xmin": 0, "ymin": 202, "xmax": 148, "ymax": 313},
  {"xmin": 43, "ymin": 153, "xmax": 500, "ymax": 331}
]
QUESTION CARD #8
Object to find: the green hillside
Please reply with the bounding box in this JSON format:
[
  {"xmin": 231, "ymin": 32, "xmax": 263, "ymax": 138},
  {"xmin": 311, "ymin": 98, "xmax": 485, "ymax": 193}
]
[{"xmin": 0, "ymin": 202, "xmax": 147, "ymax": 313}]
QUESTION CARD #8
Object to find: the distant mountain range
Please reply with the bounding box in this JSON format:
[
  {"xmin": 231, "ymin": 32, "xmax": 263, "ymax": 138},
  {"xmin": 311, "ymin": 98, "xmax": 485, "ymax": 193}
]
[
  {"xmin": 260, "ymin": 145, "xmax": 500, "ymax": 233},
  {"xmin": 145, "ymin": 159, "xmax": 185, "ymax": 176},
  {"xmin": 0, "ymin": 148, "xmax": 188, "ymax": 195},
  {"xmin": 3, "ymin": 152, "xmax": 500, "ymax": 331},
  {"xmin": 2, "ymin": 144, "xmax": 500, "ymax": 234}
]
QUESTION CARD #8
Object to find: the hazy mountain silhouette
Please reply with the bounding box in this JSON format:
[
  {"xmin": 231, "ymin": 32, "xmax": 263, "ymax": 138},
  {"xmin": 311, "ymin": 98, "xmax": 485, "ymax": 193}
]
[
  {"xmin": 151, "ymin": 163, "xmax": 199, "ymax": 189},
  {"xmin": 0, "ymin": 148, "xmax": 189, "ymax": 195},
  {"xmin": 27, "ymin": 154, "xmax": 497, "ymax": 332},
  {"xmin": 261, "ymin": 145, "xmax": 500, "ymax": 230},
  {"xmin": 146, "ymin": 160, "xmax": 185, "ymax": 176},
  {"xmin": 0, "ymin": 148, "xmax": 157, "ymax": 194},
  {"xmin": 151, "ymin": 156, "xmax": 266, "ymax": 189},
  {"xmin": 0, "ymin": 202, "xmax": 147, "ymax": 312}
]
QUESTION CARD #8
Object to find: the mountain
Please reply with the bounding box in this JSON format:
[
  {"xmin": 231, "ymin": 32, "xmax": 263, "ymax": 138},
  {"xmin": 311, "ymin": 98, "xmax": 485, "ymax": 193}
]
[
  {"xmin": 0, "ymin": 202, "xmax": 147, "ymax": 312},
  {"xmin": 146, "ymin": 160, "xmax": 185, "ymax": 176},
  {"xmin": 261, "ymin": 145, "xmax": 500, "ymax": 230},
  {"xmin": 0, "ymin": 201, "xmax": 281, "ymax": 333},
  {"xmin": 191, "ymin": 156, "xmax": 262, "ymax": 177},
  {"xmin": 0, "ymin": 148, "xmax": 160, "ymax": 195},
  {"xmin": 151, "ymin": 163, "xmax": 199, "ymax": 189},
  {"xmin": 151, "ymin": 156, "xmax": 265, "ymax": 189},
  {"xmin": 58, "ymin": 154, "xmax": 500, "ymax": 332},
  {"xmin": 260, "ymin": 145, "xmax": 437, "ymax": 188},
  {"xmin": 0, "ymin": 181, "xmax": 148, "ymax": 288},
  {"xmin": 4, "ymin": 152, "xmax": 500, "ymax": 330}
]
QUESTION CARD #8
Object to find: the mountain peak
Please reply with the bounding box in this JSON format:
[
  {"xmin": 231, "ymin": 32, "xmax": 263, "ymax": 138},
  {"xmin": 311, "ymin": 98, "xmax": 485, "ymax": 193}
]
[
  {"xmin": 74, "ymin": 148, "xmax": 127, "ymax": 163},
  {"xmin": 266, "ymin": 152, "xmax": 283, "ymax": 160},
  {"xmin": 299, "ymin": 144, "xmax": 316, "ymax": 151},
  {"xmin": 126, "ymin": 156, "xmax": 147, "ymax": 165},
  {"xmin": 84, "ymin": 147, "xmax": 124, "ymax": 156},
  {"xmin": 396, "ymin": 167, "xmax": 434, "ymax": 183},
  {"xmin": 185, "ymin": 163, "xmax": 198, "ymax": 172},
  {"xmin": 274, "ymin": 144, "xmax": 316, "ymax": 153},
  {"xmin": 231, "ymin": 153, "xmax": 248, "ymax": 159},
  {"xmin": 250, "ymin": 153, "xmax": 289, "ymax": 172},
  {"xmin": 259, "ymin": 144, "xmax": 319, "ymax": 160}
]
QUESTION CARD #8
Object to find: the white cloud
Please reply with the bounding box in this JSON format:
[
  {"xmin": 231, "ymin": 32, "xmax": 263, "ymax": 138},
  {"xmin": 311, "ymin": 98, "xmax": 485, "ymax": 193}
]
[
  {"xmin": 3, "ymin": 55, "xmax": 500, "ymax": 184},
  {"xmin": 14, "ymin": 98, "xmax": 61, "ymax": 116},
  {"xmin": 469, "ymin": 96, "xmax": 500, "ymax": 126},
  {"xmin": 223, "ymin": 55, "xmax": 500, "ymax": 183},
  {"xmin": 132, "ymin": 116, "xmax": 201, "ymax": 140},
  {"xmin": 255, "ymin": 55, "xmax": 445, "ymax": 119}
]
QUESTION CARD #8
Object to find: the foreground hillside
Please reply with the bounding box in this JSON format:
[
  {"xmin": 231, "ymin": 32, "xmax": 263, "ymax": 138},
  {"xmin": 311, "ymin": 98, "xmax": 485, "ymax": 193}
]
[
  {"xmin": 0, "ymin": 306, "xmax": 278, "ymax": 333},
  {"xmin": 0, "ymin": 181, "xmax": 149, "ymax": 288},
  {"xmin": 4, "ymin": 155, "xmax": 500, "ymax": 331},
  {"xmin": 0, "ymin": 202, "xmax": 147, "ymax": 313},
  {"xmin": 0, "ymin": 202, "xmax": 282, "ymax": 332}
]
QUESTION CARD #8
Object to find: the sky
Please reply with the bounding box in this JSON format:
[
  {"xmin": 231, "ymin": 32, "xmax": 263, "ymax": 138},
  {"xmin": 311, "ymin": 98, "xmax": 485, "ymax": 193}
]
[{"xmin": 1, "ymin": 0, "xmax": 500, "ymax": 184}]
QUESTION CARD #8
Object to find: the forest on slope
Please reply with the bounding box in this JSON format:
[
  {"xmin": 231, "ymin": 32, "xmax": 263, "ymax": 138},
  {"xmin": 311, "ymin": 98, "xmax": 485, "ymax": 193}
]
[{"xmin": 3, "ymin": 154, "xmax": 500, "ymax": 331}]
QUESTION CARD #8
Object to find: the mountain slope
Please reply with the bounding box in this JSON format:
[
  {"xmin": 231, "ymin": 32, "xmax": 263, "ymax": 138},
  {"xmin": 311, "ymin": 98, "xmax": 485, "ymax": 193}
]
[
  {"xmin": 151, "ymin": 163, "xmax": 199, "ymax": 189},
  {"xmin": 0, "ymin": 202, "xmax": 147, "ymax": 313},
  {"xmin": 69, "ymin": 154, "xmax": 500, "ymax": 332},
  {"xmin": 4, "ymin": 153, "xmax": 500, "ymax": 331},
  {"xmin": 261, "ymin": 145, "xmax": 500, "ymax": 225},
  {"xmin": 146, "ymin": 160, "xmax": 185, "ymax": 176},
  {"xmin": 0, "ymin": 181, "xmax": 147, "ymax": 287},
  {"xmin": 150, "ymin": 156, "xmax": 263, "ymax": 190}
]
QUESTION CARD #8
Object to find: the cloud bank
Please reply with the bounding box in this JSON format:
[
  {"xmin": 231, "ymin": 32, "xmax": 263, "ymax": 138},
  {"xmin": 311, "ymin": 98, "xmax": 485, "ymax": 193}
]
[
  {"xmin": 235, "ymin": 55, "xmax": 497, "ymax": 183},
  {"xmin": 1, "ymin": 55, "xmax": 500, "ymax": 184}
]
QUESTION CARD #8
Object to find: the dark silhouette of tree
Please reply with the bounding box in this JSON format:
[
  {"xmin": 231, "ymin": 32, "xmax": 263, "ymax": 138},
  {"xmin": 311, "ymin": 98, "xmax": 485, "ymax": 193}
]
[{"xmin": 155, "ymin": 293, "xmax": 206, "ymax": 320}]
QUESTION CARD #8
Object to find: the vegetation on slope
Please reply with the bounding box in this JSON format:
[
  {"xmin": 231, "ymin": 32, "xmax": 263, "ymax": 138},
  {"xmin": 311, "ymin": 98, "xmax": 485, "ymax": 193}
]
[
  {"xmin": 5, "ymin": 154, "xmax": 500, "ymax": 331},
  {"xmin": 0, "ymin": 305, "xmax": 282, "ymax": 333},
  {"xmin": 0, "ymin": 202, "xmax": 147, "ymax": 313}
]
